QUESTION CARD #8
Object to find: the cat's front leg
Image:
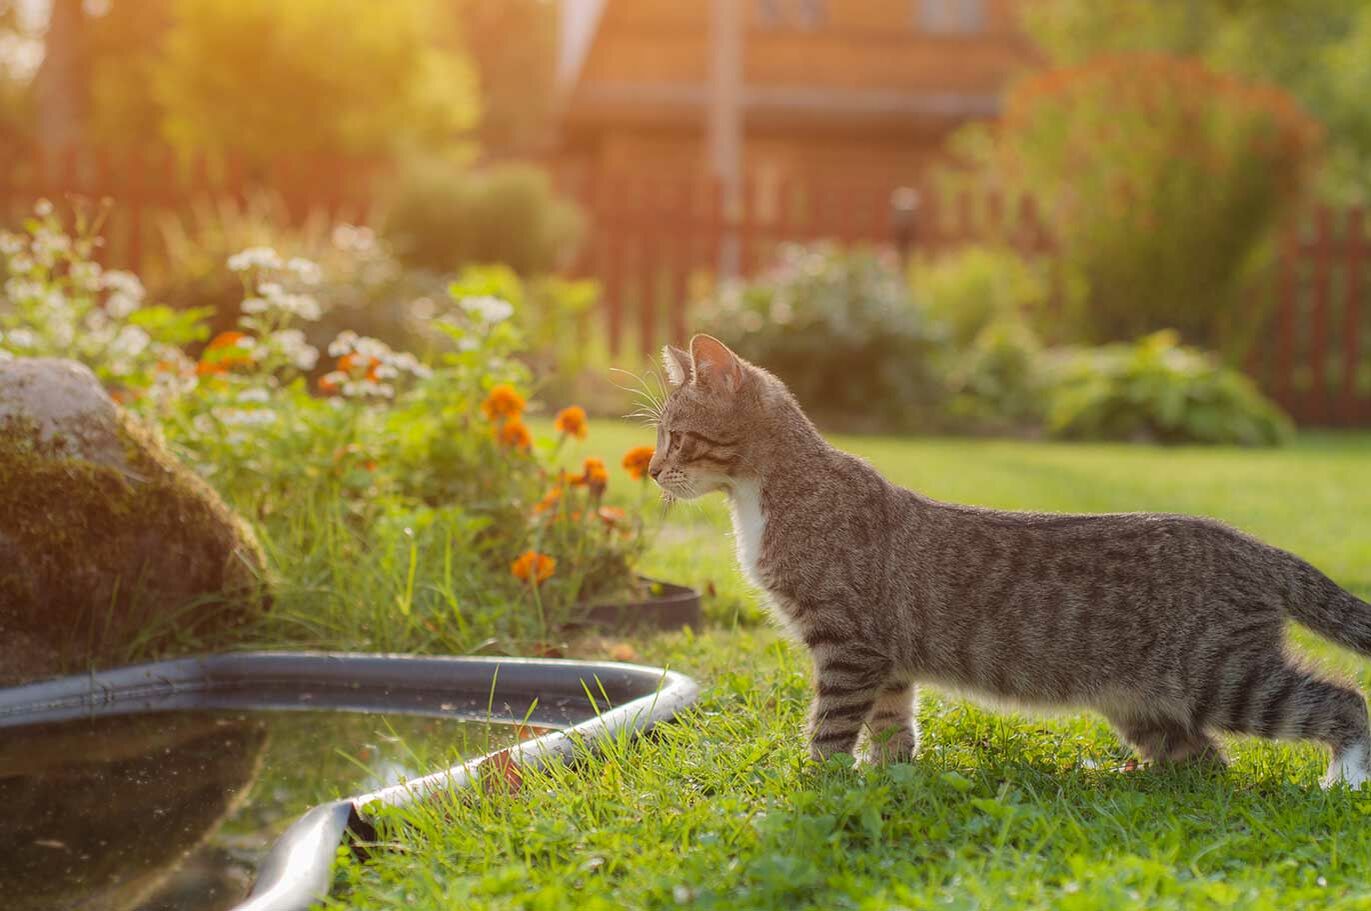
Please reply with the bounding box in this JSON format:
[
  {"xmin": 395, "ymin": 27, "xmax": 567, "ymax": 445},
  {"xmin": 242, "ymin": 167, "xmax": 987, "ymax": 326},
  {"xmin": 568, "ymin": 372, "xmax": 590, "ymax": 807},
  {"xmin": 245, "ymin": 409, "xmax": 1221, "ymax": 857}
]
[
  {"xmin": 857, "ymin": 681, "xmax": 919, "ymax": 765},
  {"xmin": 806, "ymin": 652, "xmax": 890, "ymax": 761}
]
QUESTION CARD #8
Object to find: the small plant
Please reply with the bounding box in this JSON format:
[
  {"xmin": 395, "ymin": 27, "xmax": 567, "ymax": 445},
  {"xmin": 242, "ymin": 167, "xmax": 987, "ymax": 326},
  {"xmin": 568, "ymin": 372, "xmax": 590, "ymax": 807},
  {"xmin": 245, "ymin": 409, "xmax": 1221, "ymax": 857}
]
[
  {"xmin": 1044, "ymin": 330, "xmax": 1293, "ymax": 445},
  {"xmin": 700, "ymin": 244, "xmax": 948, "ymax": 430}
]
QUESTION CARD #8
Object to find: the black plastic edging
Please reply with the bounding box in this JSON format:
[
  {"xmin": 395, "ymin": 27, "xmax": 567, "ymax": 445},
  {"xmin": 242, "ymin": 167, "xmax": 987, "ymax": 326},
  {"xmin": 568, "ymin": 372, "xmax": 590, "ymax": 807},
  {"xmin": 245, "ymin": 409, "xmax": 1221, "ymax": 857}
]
[{"xmin": 0, "ymin": 652, "xmax": 700, "ymax": 911}]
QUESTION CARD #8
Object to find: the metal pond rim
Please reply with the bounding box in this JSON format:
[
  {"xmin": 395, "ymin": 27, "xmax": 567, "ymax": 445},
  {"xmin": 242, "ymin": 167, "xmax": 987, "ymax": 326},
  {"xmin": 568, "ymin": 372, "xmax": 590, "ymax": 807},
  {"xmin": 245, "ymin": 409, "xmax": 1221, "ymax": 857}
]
[{"xmin": 0, "ymin": 652, "xmax": 700, "ymax": 911}]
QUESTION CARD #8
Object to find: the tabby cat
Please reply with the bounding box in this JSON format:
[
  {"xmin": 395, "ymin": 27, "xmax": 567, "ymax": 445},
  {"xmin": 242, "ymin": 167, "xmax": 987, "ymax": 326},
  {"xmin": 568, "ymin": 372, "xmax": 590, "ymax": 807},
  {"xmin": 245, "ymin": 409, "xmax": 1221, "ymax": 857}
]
[{"xmin": 647, "ymin": 334, "xmax": 1371, "ymax": 786}]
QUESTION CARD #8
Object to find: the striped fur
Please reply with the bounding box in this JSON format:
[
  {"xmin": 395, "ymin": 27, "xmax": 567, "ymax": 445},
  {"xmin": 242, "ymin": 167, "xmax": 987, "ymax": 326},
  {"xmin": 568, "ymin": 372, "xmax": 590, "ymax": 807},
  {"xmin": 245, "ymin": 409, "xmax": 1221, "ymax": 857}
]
[{"xmin": 649, "ymin": 335, "xmax": 1371, "ymax": 788}]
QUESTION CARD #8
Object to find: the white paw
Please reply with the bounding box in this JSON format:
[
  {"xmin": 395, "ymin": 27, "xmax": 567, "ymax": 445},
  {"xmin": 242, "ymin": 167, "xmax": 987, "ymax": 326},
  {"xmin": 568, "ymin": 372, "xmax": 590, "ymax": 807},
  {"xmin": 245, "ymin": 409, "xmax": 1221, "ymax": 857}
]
[{"xmin": 1322, "ymin": 741, "xmax": 1371, "ymax": 790}]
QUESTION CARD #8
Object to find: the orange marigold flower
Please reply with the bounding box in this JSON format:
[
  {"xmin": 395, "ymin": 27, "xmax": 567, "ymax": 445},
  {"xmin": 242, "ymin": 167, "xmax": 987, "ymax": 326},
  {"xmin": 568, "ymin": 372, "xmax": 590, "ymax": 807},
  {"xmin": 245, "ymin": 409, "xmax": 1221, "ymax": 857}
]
[
  {"xmin": 554, "ymin": 405, "xmax": 589, "ymax": 439},
  {"xmin": 511, "ymin": 550, "xmax": 556, "ymax": 585},
  {"xmin": 499, "ymin": 417, "xmax": 533, "ymax": 450},
  {"xmin": 481, "ymin": 384, "xmax": 525, "ymax": 421},
  {"xmin": 206, "ymin": 330, "xmax": 247, "ymax": 351},
  {"xmin": 569, "ymin": 456, "xmax": 608, "ymax": 492},
  {"xmin": 622, "ymin": 445, "xmax": 655, "ymax": 480},
  {"xmin": 533, "ymin": 487, "xmax": 563, "ymax": 514},
  {"xmin": 596, "ymin": 506, "xmax": 626, "ymax": 527},
  {"xmin": 199, "ymin": 330, "xmax": 254, "ymax": 375}
]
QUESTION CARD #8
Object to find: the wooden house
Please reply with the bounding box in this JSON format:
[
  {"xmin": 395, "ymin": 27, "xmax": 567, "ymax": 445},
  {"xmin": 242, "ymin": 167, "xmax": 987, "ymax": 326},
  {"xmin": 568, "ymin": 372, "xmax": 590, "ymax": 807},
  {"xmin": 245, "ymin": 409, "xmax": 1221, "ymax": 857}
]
[{"xmin": 554, "ymin": 0, "xmax": 1037, "ymax": 189}]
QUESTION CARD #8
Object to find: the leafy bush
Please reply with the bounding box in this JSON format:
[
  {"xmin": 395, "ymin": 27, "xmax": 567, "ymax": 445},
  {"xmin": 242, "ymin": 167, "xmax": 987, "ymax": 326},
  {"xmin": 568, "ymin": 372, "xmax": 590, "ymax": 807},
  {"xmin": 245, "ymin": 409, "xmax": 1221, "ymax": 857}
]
[
  {"xmin": 1044, "ymin": 330, "xmax": 1293, "ymax": 445},
  {"xmin": 700, "ymin": 244, "xmax": 947, "ymax": 429},
  {"xmin": 914, "ymin": 247, "xmax": 1049, "ymax": 431},
  {"xmin": 944, "ymin": 318, "xmax": 1047, "ymax": 432},
  {"xmin": 914, "ymin": 246, "xmax": 1047, "ymax": 347},
  {"xmin": 962, "ymin": 54, "xmax": 1320, "ymax": 352},
  {"xmin": 383, "ymin": 159, "xmax": 584, "ymax": 276}
]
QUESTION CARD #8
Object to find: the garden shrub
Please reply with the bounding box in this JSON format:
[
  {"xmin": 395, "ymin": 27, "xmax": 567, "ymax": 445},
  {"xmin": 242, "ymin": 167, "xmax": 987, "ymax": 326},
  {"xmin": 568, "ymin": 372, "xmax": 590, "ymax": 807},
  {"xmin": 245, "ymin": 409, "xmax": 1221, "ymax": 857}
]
[
  {"xmin": 914, "ymin": 246, "xmax": 1049, "ymax": 431},
  {"xmin": 969, "ymin": 54, "xmax": 1321, "ymax": 353},
  {"xmin": 914, "ymin": 246, "xmax": 1047, "ymax": 348},
  {"xmin": 383, "ymin": 159, "xmax": 584, "ymax": 276},
  {"xmin": 944, "ymin": 318, "xmax": 1047, "ymax": 433},
  {"xmin": 1044, "ymin": 330, "xmax": 1293, "ymax": 446},
  {"xmin": 699, "ymin": 244, "xmax": 948, "ymax": 430}
]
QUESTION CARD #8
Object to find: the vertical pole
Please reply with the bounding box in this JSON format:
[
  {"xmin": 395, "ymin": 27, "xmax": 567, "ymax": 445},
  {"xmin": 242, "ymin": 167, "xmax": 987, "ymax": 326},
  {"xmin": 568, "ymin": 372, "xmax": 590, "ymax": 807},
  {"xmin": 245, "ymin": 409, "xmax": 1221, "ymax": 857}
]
[{"xmin": 708, "ymin": 0, "xmax": 744, "ymax": 280}]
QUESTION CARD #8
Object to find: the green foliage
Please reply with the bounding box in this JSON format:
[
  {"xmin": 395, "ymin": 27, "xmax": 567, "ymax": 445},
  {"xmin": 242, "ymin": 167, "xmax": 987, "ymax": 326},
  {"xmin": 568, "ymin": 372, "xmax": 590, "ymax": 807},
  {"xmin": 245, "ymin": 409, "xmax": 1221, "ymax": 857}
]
[
  {"xmin": 914, "ymin": 246, "xmax": 1048, "ymax": 348},
  {"xmin": 153, "ymin": 0, "xmax": 478, "ymax": 164},
  {"xmin": 0, "ymin": 201, "xmax": 207, "ymax": 389},
  {"xmin": 970, "ymin": 54, "xmax": 1319, "ymax": 352},
  {"xmin": 914, "ymin": 247, "xmax": 1050, "ymax": 431},
  {"xmin": 1020, "ymin": 0, "xmax": 1371, "ymax": 204},
  {"xmin": 1045, "ymin": 330, "xmax": 1294, "ymax": 446},
  {"xmin": 382, "ymin": 159, "xmax": 585, "ymax": 277},
  {"xmin": 446, "ymin": 264, "xmax": 598, "ymax": 389},
  {"xmin": 945, "ymin": 318, "xmax": 1047, "ymax": 432},
  {"xmin": 700, "ymin": 244, "xmax": 948, "ymax": 430}
]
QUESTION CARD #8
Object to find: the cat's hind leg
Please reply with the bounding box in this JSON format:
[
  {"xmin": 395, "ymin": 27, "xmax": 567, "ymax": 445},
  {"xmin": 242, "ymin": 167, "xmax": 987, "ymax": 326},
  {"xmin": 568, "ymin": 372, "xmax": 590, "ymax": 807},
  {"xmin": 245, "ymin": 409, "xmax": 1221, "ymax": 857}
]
[
  {"xmin": 1110, "ymin": 715, "xmax": 1226, "ymax": 767},
  {"xmin": 857, "ymin": 681, "xmax": 919, "ymax": 765}
]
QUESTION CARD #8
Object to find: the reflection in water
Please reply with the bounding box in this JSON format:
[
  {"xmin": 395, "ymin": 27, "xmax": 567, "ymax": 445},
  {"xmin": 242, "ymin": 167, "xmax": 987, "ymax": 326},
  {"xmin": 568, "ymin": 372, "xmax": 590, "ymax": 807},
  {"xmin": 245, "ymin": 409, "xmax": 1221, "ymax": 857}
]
[{"xmin": 0, "ymin": 711, "xmax": 518, "ymax": 911}]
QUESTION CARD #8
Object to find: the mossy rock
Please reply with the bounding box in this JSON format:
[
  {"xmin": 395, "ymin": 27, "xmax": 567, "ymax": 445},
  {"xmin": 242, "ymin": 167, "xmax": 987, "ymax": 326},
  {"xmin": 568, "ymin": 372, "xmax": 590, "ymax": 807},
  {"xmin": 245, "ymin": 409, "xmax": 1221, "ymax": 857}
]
[{"xmin": 0, "ymin": 359, "xmax": 269, "ymax": 684}]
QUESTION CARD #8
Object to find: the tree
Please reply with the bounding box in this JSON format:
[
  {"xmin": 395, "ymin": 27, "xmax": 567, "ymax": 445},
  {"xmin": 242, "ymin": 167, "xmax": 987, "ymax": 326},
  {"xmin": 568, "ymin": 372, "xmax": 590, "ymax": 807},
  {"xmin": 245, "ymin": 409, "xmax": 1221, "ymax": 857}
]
[
  {"xmin": 1020, "ymin": 0, "xmax": 1371, "ymax": 203},
  {"xmin": 153, "ymin": 0, "xmax": 479, "ymax": 165}
]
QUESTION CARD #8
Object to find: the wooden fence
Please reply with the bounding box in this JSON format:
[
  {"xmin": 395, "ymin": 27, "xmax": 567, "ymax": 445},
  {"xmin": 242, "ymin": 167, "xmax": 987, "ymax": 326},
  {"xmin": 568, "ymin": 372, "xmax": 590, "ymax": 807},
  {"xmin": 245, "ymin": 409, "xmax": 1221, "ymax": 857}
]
[{"xmin": 2, "ymin": 146, "xmax": 1369, "ymax": 426}]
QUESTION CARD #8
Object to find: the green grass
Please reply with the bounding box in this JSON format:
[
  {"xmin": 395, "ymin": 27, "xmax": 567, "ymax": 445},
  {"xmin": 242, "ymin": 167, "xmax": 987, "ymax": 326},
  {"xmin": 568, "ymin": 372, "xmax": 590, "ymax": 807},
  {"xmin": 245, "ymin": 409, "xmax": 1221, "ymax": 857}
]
[{"xmin": 328, "ymin": 424, "xmax": 1371, "ymax": 910}]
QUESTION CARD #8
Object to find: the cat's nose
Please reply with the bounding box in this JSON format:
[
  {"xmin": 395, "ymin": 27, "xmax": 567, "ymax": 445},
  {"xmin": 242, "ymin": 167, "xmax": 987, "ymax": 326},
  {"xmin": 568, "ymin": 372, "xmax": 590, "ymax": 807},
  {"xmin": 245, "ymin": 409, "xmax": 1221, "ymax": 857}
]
[{"xmin": 649, "ymin": 462, "xmax": 663, "ymax": 480}]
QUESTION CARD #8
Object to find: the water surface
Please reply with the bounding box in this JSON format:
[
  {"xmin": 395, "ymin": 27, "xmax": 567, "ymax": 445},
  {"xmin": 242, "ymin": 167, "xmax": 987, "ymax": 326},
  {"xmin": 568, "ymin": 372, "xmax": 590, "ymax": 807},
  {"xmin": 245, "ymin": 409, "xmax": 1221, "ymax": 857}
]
[{"xmin": 0, "ymin": 709, "xmax": 526, "ymax": 911}]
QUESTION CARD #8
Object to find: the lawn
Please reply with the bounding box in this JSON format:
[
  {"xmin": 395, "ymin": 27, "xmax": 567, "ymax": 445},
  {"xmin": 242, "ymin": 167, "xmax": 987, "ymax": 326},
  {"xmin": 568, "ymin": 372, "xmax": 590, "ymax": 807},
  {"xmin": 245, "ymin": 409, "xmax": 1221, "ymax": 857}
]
[{"xmin": 330, "ymin": 423, "xmax": 1371, "ymax": 911}]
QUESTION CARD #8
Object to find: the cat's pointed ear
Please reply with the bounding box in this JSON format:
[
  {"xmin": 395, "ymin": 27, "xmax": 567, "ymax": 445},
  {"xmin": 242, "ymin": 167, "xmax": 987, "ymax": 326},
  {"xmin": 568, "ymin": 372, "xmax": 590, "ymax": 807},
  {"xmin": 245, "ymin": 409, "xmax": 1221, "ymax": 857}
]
[
  {"xmin": 689, "ymin": 334, "xmax": 745, "ymax": 395},
  {"xmin": 661, "ymin": 344, "xmax": 691, "ymax": 387}
]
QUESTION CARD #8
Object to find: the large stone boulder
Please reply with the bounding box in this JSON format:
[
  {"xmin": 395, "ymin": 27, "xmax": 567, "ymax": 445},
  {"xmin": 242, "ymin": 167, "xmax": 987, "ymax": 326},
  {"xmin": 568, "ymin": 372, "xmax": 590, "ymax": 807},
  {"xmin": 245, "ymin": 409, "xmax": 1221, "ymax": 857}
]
[{"xmin": 0, "ymin": 358, "xmax": 269, "ymax": 685}]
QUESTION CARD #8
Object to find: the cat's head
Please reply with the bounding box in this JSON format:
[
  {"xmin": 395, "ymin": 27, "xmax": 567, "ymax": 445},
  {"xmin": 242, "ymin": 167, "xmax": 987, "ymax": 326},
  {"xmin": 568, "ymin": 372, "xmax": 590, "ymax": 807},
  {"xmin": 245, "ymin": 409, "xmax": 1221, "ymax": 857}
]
[{"xmin": 647, "ymin": 334, "xmax": 776, "ymax": 499}]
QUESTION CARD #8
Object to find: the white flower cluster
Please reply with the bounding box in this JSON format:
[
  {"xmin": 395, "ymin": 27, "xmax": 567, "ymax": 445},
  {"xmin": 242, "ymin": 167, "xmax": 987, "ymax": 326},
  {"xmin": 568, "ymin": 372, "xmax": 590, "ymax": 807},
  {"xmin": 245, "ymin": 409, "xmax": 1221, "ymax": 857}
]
[
  {"xmin": 227, "ymin": 246, "xmax": 284, "ymax": 273},
  {"xmin": 459, "ymin": 295, "xmax": 514, "ymax": 325},
  {"xmin": 320, "ymin": 331, "xmax": 431, "ymax": 399},
  {"xmin": 242, "ymin": 280, "xmax": 322, "ymax": 322},
  {"xmin": 267, "ymin": 328, "xmax": 319, "ymax": 371},
  {"xmin": 100, "ymin": 269, "xmax": 145, "ymax": 318},
  {"xmin": 332, "ymin": 224, "xmax": 376, "ymax": 254}
]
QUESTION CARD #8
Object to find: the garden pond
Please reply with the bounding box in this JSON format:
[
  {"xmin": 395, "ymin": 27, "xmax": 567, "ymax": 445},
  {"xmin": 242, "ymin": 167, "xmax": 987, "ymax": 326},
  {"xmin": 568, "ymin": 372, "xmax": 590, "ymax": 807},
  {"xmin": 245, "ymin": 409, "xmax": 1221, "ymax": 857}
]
[{"xmin": 0, "ymin": 708, "xmax": 545, "ymax": 911}]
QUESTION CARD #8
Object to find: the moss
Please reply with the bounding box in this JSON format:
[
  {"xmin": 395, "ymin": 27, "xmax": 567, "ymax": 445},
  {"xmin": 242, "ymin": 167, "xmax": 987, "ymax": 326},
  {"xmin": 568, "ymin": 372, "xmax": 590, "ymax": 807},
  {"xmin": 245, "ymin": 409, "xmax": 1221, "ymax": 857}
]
[{"xmin": 0, "ymin": 410, "xmax": 270, "ymax": 681}]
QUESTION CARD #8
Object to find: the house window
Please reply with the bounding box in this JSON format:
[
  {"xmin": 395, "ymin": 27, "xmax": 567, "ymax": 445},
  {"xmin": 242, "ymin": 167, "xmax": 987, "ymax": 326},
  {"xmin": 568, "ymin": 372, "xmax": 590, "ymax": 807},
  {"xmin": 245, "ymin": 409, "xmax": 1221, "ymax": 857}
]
[
  {"xmin": 917, "ymin": 0, "xmax": 986, "ymax": 34},
  {"xmin": 757, "ymin": 0, "xmax": 826, "ymax": 29}
]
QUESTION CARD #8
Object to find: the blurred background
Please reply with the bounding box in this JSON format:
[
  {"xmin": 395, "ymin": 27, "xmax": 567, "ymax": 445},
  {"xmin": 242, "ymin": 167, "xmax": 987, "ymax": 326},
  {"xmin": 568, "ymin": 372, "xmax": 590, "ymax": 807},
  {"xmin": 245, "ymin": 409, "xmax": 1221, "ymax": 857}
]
[{"xmin": 2, "ymin": 0, "xmax": 1369, "ymax": 436}]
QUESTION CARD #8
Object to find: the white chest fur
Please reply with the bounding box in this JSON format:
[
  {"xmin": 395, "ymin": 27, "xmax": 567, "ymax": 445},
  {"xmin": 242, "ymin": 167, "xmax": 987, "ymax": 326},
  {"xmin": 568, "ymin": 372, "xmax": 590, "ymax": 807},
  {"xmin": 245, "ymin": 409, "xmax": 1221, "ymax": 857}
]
[{"xmin": 728, "ymin": 480, "xmax": 767, "ymax": 587}]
